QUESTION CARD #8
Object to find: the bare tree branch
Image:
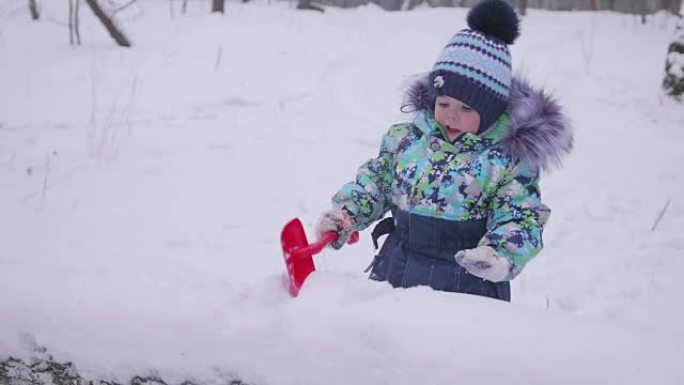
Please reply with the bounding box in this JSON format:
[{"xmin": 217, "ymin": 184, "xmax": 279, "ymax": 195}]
[{"xmin": 113, "ymin": 0, "xmax": 138, "ymax": 14}]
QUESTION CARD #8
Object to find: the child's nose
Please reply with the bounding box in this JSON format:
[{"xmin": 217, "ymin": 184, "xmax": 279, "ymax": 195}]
[{"xmin": 448, "ymin": 111, "xmax": 460, "ymax": 123}]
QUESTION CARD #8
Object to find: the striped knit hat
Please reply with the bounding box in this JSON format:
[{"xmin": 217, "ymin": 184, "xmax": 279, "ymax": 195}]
[{"xmin": 430, "ymin": 0, "xmax": 520, "ymax": 132}]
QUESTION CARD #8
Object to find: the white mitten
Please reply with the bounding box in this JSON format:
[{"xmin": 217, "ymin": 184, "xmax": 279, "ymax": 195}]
[
  {"xmin": 454, "ymin": 246, "xmax": 512, "ymax": 282},
  {"xmin": 315, "ymin": 207, "xmax": 356, "ymax": 250}
]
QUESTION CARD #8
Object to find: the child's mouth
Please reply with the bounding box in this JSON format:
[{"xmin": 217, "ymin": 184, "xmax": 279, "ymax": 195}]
[{"xmin": 446, "ymin": 125, "xmax": 461, "ymax": 135}]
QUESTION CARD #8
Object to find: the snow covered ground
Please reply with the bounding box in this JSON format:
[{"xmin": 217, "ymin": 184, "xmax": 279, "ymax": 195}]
[{"xmin": 1, "ymin": 1, "xmax": 684, "ymax": 384}]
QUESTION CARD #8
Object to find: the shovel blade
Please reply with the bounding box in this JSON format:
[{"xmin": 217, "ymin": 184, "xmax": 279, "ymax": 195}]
[{"xmin": 280, "ymin": 218, "xmax": 314, "ymax": 297}]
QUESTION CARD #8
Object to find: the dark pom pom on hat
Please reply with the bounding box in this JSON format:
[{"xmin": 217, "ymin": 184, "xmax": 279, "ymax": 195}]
[{"xmin": 467, "ymin": 0, "xmax": 520, "ymax": 45}]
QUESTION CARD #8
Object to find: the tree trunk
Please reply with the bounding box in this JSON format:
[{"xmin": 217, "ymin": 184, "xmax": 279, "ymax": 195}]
[
  {"xmin": 627, "ymin": 0, "xmax": 649, "ymax": 23},
  {"xmin": 404, "ymin": 0, "xmax": 423, "ymax": 11},
  {"xmin": 84, "ymin": 0, "xmax": 131, "ymax": 47},
  {"xmin": 28, "ymin": 0, "xmax": 39, "ymax": 20},
  {"xmin": 662, "ymin": 9, "xmax": 684, "ymax": 100},
  {"xmin": 665, "ymin": 0, "xmax": 683, "ymax": 15},
  {"xmin": 519, "ymin": 0, "xmax": 528, "ymax": 15},
  {"xmin": 212, "ymin": 0, "xmax": 225, "ymax": 13}
]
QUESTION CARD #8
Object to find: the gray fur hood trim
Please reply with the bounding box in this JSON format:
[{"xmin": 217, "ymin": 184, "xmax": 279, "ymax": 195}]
[{"xmin": 404, "ymin": 75, "xmax": 573, "ymax": 172}]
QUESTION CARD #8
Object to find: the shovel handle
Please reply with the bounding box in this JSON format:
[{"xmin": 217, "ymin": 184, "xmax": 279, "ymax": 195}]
[{"xmin": 293, "ymin": 231, "xmax": 359, "ymax": 260}]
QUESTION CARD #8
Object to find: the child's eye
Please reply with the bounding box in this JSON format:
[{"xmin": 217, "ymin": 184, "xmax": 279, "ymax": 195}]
[
  {"xmin": 461, "ymin": 105, "xmax": 473, "ymax": 111},
  {"xmin": 438, "ymin": 103, "xmax": 449, "ymax": 108}
]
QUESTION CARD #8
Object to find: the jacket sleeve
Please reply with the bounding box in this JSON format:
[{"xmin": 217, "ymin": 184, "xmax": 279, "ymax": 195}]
[
  {"xmin": 479, "ymin": 160, "xmax": 550, "ymax": 280},
  {"xmin": 331, "ymin": 127, "xmax": 398, "ymax": 231}
]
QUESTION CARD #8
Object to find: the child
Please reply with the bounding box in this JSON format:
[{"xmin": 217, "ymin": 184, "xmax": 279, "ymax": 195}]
[{"xmin": 316, "ymin": 0, "xmax": 572, "ymax": 301}]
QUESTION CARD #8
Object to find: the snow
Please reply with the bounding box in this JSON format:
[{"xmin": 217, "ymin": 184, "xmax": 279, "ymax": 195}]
[{"xmin": 1, "ymin": 1, "xmax": 684, "ymax": 384}]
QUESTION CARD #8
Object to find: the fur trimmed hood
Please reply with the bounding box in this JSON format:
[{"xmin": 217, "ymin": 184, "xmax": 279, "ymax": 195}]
[{"xmin": 404, "ymin": 75, "xmax": 573, "ymax": 172}]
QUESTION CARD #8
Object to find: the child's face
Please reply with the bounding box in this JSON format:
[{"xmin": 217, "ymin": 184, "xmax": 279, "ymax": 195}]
[{"xmin": 434, "ymin": 95, "xmax": 481, "ymax": 141}]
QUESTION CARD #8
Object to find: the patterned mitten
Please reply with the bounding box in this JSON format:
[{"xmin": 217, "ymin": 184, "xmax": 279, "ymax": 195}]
[
  {"xmin": 315, "ymin": 207, "xmax": 356, "ymax": 250},
  {"xmin": 455, "ymin": 246, "xmax": 512, "ymax": 282}
]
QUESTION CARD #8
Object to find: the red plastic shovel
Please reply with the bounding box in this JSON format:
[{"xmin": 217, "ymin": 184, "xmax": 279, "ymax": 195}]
[{"xmin": 280, "ymin": 218, "xmax": 359, "ymax": 297}]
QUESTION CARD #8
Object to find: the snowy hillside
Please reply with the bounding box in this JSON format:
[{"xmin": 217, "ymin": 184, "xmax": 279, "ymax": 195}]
[{"xmin": 1, "ymin": 1, "xmax": 683, "ymax": 384}]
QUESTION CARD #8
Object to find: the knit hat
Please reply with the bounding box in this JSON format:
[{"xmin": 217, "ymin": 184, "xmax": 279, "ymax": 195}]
[{"xmin": 430, "ymin": 0, "xmax": 520, "ymax": 133}]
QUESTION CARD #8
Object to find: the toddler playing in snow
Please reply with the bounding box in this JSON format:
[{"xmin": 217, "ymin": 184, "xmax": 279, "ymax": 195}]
[{"xmin": 316, "ymin": 0, "xmax": 572, "ymax": 301}]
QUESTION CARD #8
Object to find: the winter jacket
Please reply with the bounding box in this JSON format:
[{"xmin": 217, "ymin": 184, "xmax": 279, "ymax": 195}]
[{"xmin": 331, "ymin": 77, "xmax": 572, "ymax": 301}]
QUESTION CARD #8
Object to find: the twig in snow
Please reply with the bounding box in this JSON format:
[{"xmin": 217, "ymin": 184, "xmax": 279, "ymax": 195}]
[
  {"xmin": 125, "ymin": 74, "xmax": 139, "ymax": 137},
  {"xmin": 90, "ymin": 52, "xmax": 98, "ymax": 126},
  {"xmin": 651, "ymin": 198, "xmax": 671, "ymax": 231},
  {"xmin": 215, "ymin": 45, "xmax": 223, "ymax": 71},
  {"xmin": 40, "ymin": 153, "xmax": 53, "ymax": 209},
  {"xmin": 580, "ymin": 16, "xmax": 596, "ymax": 76}
]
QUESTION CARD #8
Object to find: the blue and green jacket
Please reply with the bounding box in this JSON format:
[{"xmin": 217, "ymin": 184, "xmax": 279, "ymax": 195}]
[{"xmin": 331, "ymin": 77, "xmax": 573, "ymax": 300}]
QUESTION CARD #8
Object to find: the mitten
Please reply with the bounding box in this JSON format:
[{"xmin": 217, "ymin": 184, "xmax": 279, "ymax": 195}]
[
  {"xmin": 454, "ymin": 246, "xmax": 512, "ymax": 282},
  {"xmin": 315, "ymin": 207, "xmax": 356, "ymax": 250}
]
